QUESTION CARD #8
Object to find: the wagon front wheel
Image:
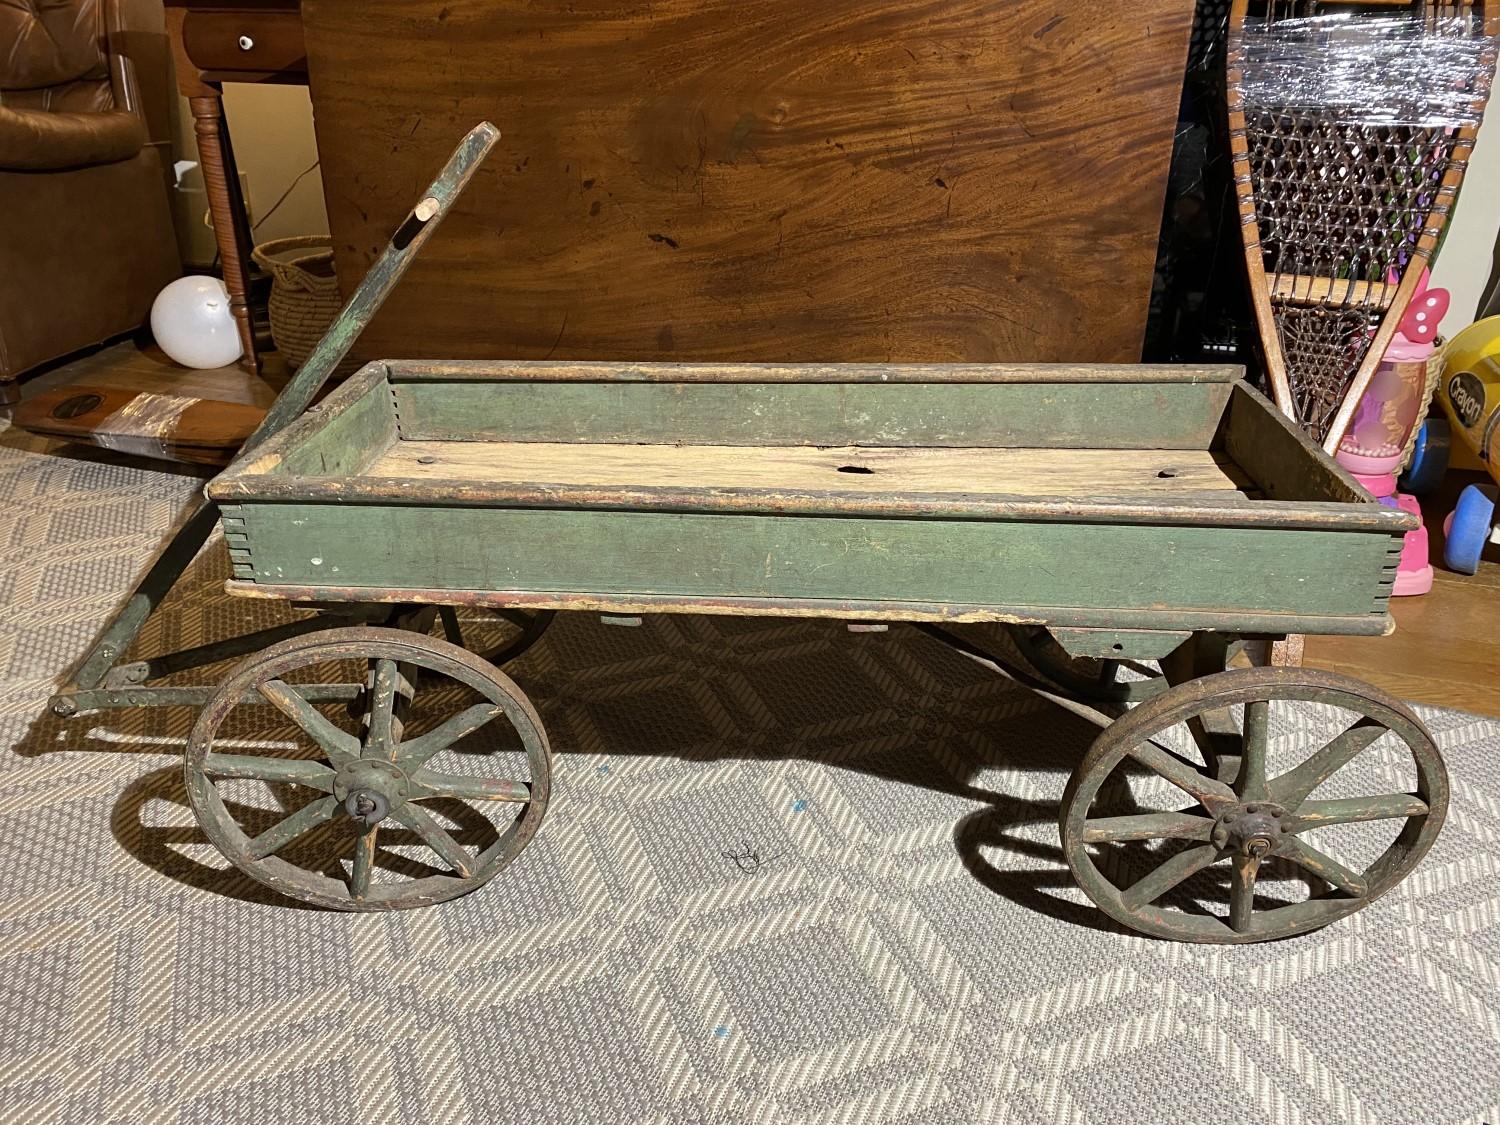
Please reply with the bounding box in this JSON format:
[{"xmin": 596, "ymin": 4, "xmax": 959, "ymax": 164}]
[
  {"xmin": 185, "ymin": 626, "xmax": 551, "ymax": 910},
  {"xmin": 1060, "ymin": 667, "xmax": 1446, "ymax": 943}
]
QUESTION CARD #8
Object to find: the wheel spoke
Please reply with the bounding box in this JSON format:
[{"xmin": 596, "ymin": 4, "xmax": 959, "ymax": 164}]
[
  {"xmin": 1280, "ymin": 837, "xmax": 1369, "ymax": 897},
  {"xmin": 411, "ymin": 770, "xmax": 531, "ymax": 803},
  {"xmin": 1121, "ymin": 844, "xmax": 1224, "ymax": 911},
  {"xmin": 1270, "ymin": 718, "xmax": 1387, "ymax": 807},
  {"xmin": 202, "ymin": 753, "xmax": 334, "ymax": 791},
  {"xmin": 349, "ymin": 828, "xmax": 378, "ymax": 900},
  {"xmin": 257, "ymin": 680, "xmax": 359, "ymax": 765},
  {"xmin": 1081, "ymin": 810, "xmax": 1215, "ymax": 844},
  {"xmin": 365, "ymin": 659, "xmax": 402, "ymax": 760},
  {"xmin": 1237, "ymin": 699, "xmax": 1271, "ymax": 802},
  {"xmin": 1230, "ymin": 853, "xmax": 1260, "ymax": 933},
  {"xmin": 390, "ymin": 804, "xmax": 474, "ymax": 877},
  {"xmin": 1129, "ymin": 743, "xmax": 1236, "ymax": 810},
  {"xmin": 1293, "ymin": 793, "xmax": 1429, "ymax": 830},
  {"xmin": 395, "ymin": 703, "xmax": 503, "ymax": 769},
  {"xmin": 246, "ymin": 796, "xmax": 339, "ymax": 860}
]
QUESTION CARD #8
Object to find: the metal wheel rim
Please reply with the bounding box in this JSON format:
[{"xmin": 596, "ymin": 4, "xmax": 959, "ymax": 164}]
[
  {"xmin": 1060, "ymin": 667, "xmax": 1447, "ymax": 944},
  {"xmin": 185, "ymin": 626, "xmax": 551, "ymax": 911}
]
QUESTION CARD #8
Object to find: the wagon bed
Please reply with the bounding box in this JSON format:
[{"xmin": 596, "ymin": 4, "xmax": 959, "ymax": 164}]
[{"xmin": 209, "ymin": 360, "xmax": 1412, "ymax": 638}]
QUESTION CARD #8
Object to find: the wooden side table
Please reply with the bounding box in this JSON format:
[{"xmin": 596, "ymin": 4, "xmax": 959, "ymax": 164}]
[{"xmin": 164, "ymin": 0, "xmax": 308, "ymax": 375}]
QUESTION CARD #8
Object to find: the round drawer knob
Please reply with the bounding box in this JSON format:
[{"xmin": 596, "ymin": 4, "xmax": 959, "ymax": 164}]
[{"xmin": 237, "ymin": 34, "xmax": 255, "ymax": 50}]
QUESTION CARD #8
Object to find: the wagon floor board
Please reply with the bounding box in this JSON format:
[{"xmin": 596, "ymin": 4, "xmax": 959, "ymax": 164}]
[{"xmin": 360, "ymin": 442, "xmax": 1253, "ymax": 498}]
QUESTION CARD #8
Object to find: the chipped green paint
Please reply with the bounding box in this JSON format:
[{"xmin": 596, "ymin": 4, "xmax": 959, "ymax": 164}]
[{"xmin": 240, "ymin": 122, "xmax": 501, "ymax": 451}]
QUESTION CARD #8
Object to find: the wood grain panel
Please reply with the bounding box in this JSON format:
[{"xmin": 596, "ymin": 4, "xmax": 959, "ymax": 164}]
[
  {"xmin": 10, "ymin": 386, "xmax": 264, "ymax": 465},
  {"xmin": 363, "ymin": 441, "xmax": 1252, "ymax": 497},
  {"xmin": 302, "ymin": 0, "xmax": 1193, "ymax": 365},
  {"xmin": 181, "ymin": 10, "xmax": 307, "ymax": 75}
]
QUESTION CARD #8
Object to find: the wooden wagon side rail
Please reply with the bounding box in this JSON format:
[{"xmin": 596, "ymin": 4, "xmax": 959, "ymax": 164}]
[
  {"xmin": 208, "ymin": 476, "xmax": 1414, "ymax": 530},
  {"xmin": 385, "ymin": 361, "xmax": 1247, "ymax": 384},
  {"xmin": 220, "ymin": 582, "xmax": 1401, "ymax": 638}
]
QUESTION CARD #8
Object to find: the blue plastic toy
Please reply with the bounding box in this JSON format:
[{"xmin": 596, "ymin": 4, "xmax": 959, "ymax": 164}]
[
  {"xmin": 1400, "ymin": 417, "xmax": 1451, "ymax": 496},
  {"xmin": 1444, "ymin": 484, "xmax": 1499, "ymax": 576}
]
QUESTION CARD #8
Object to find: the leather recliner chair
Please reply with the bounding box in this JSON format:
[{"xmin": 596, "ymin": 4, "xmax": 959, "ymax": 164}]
[{"xmin": 0, "ymin": 0, "xmax": 181, "ymax": 405}]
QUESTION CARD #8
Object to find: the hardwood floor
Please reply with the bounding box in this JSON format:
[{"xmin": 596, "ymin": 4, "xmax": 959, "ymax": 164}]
[
  {"xmin": 1306, "ymin": 471, "xmax": 1500, "ymax": 718},
  {"xmin": 9, "ymin": 340, "xmax": 1500, "ymax": 716}
]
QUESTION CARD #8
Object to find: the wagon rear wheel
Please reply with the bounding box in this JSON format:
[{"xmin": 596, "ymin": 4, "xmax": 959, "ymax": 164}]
[
  {"xmin": 185, "ymin": 626, "xmax": 551, "ymax": 910},
  {"xmin": 1060, "ymin": 667, "xmax": 1446, "ymax": 943}
]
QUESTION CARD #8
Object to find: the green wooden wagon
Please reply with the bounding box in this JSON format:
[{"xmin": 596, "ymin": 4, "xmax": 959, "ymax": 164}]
[{"xmin": 51, "ymin": 125, "xmax": 1445, "ymax": 944}]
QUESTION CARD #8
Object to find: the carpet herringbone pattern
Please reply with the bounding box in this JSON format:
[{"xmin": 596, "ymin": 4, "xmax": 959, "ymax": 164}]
[{"xmin": 1, "ymin": 428, "xmax": 1499, "ymax": 1124}]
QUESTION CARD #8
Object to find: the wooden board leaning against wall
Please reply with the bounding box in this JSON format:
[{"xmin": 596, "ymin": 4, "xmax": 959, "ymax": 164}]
[{"xmin": 300, "ymin": 0, "xmax": 1196, "ymax": 366}]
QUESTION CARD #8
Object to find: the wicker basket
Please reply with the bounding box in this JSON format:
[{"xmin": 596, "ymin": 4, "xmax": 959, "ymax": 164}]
[{"xmin": 252, "ymin": 236, "xmax": 351, "ymax": 372}]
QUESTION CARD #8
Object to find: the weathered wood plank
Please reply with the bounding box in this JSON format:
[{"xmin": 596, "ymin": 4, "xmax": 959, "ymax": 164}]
[
  {"xmin": 224, "ymin": 581, "xmax": 1396, "ymax": 636},
  {"xmin": 235, "ymin": 503, "xmax": 1397, "ymax": 620},
  {"xmin": 275, "ymin": 375, "xmax": 399, "ymax": 478},
  {"xmin": 1049, "ymin": 628, "xmax": 1192, "ymax": 659},
  {"xmin": 364, "ymin": 442, "xmax": 1252, "ymax": 496},
  {"xmin": 208, "ymin": 472, "xmax": 1411, "ymax": 531},
  {"xmin": 223, "ymin": 363, "xmax": 391, "ymax": 479},
  {"xmin": 389, "ymin": 379, "xmax": 1234, "ymax": 449},
  {"xmin": 388, "ymin": 360, "xmax": 1245, "ymax": 385},
  {"xmin": 1220, "ymin": 382, "xmax": 1370, "ymax": 505}
]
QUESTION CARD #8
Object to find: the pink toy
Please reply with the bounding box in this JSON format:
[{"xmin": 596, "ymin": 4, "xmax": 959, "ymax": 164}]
[
  {"xmin": 1397, "ymin": 270, "xmax": 1450, "ymax": 346},
  {"xmin": 1383, "ymin": 493, "xmax": 1434, "ymax": 596},
  {"xmin": 1344, "ymin": 470, "xmax": 1432, "ymax": 595},
  {"xmin": 1338, "ymin": 273, "xmax": 1443, "ymax": 481},
  {"xmin": 1337, "ymin": 331, "xmax": 1432, "ymax": 493},
  {"xmin": 1334, "ymin": 269, "xmax": 1447, "ymax": 596}
]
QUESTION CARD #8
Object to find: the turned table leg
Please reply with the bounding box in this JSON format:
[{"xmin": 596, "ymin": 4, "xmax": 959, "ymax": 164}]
[{"xmin": 187, "ymin": 93, "xmax": 260, "ymax": 375}]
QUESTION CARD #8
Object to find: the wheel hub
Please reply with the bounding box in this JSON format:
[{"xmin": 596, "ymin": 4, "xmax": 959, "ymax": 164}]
[
  {"xmin": 1211, "ymin": 802, "xmax": 1287, "ymax": 856},
  {"xmin": 333, "ymin": 759, "xmax": 409, "ymax": 827}
]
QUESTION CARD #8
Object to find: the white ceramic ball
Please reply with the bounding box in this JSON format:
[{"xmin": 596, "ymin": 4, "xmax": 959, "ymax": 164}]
[{"xmin": 150, "ymin": 276, "xmax": 243, "ymax": 369}]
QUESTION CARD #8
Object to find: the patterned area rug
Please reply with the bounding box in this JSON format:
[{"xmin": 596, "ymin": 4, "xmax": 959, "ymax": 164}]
[{"xmin": 2, "ymin": 427, "xmax": 1499, "ymax": 1124}]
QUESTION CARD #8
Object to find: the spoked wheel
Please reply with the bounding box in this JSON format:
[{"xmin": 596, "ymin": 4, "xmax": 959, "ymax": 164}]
[
  {"xmin": 1060, "ymin": 667, "xmax": 1446, "ymax": 943},
  {"xmin": 1006, "ymin": 625, "xmax": 1165, "ymax": 704},
  {"xmin": 185, "ymin": 626, "xmax": 551, "ymax": 910},
  {"xmin": 437, "ymin": 606, "xmax": 556, "ymax": 665}
]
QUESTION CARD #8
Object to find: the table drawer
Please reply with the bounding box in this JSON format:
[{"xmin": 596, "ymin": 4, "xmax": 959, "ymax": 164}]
[{"xmin": 182, "ymin": 9, "xmax": 306, "ymax": 75}]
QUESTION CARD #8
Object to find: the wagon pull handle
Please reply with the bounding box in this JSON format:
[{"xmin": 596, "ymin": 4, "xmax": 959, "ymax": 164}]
[{"xmin": 241, "ymin": 121, "xmax": 502, "ymax": 451}]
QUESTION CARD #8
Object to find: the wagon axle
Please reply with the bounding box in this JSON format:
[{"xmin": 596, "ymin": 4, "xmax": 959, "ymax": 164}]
[
  {"xmin": 332, "ymin": 758, "xmax": 409, "ymax": 831},
  {"xmin": 336, "ymin": 753, "xmax": 409, "ymax": 830},
  {"xmin": 345, "ymin": 791, "xmax": 389, "ymax": 828},
  {"xmin": 1211, "ymin": 803, "xmax": 1286, "ymax": 856}
]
